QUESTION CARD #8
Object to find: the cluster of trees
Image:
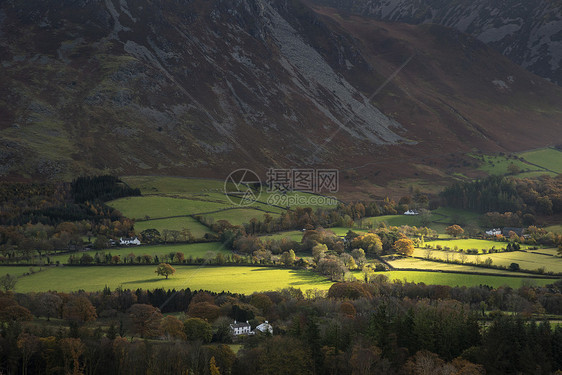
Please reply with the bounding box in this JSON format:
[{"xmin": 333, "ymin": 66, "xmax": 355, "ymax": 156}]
[
  {"xmin": 2, "ymin": 277, "xmax": 562, "ymax": 374},
  {"xmin": 442, "ymin": 175, "xmax": 562, "ymax": 215},
  {"xmin": 70, "ymin": 176, "xmax": 140, "ymax": 204},
  {"xmin": 0, "ymin": 177, "xmax": 140, "ymax": 262},
  {"xmin": 0, "ymin": 215, "xmax": 135, "ymax": 263}
]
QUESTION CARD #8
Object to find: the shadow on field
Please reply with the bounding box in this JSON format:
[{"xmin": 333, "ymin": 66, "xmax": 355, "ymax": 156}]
[{"xmin": 122, "ymin": 278, "xmax": 165, "ymax": 284}]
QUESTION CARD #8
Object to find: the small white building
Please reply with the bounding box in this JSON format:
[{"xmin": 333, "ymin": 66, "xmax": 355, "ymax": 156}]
[
  {"xmin": 485, "ymin": 229, "xmax": 501, "ymax": 236},
  {"xmin": 119, "ymin": 237, "xmax": 141, "ymax": 246},
  {"xmin": 404, "ymin": 210, "xmax": 419, "ymax": 215},
  {"xmin": 230, "ymin": 321, "xmax": 252, "ymax": 336},
  {"xmin": 255, "ymin": 321, "xmax": 273, "ymax": 335}
]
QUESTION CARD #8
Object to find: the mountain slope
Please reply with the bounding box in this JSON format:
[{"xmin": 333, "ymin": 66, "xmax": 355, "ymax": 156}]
[
  {"xmin": 0, "ymin": 0, "xmax": 561, "ymax": 184},
  {"xmin": 309, "ymin": 0, "xmax": 562, "ymax": 85}
]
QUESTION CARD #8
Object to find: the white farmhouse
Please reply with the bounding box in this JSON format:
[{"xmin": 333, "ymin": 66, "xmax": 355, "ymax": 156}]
[
  {"xmin": 485, "ymin": 229, "xmax": 501, "ymax": 236},
  {"xmin": 230, "ymin": 321, "xmax": 252, "ymax": 336},
  {"xmin": 119, "ymin": 237, "xmax": 141, "ymax": 246},
  {"xmin": 404, "ymin": 210, "xmax": 419, "ymax": 215}
]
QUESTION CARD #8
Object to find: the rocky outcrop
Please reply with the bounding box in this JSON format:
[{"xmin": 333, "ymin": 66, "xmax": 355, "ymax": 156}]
[{"xmin": 310, "ymin": 0, "xmax": 562, "ymax": 85}]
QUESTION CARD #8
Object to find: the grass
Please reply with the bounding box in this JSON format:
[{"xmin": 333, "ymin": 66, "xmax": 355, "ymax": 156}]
[
  {"xmin": 122, "ymin": 176, "xmax": 226, "ymax": 196},
  {"xmin": 49, "ymin": 242, "xmax": 231, "ymax": 264},
  {"xmin": 471, "ymin": 154, "xmax": 532, "ymax": 175},
  {"xmin": 12, "ymin": 266, "xmax": 334, "ymax": 294},
  {"xmin": 519, "ymin": 148, "xmax": 562, "ymax": 174},
  {"xmin": 431, "ymin": 207, "xmax": 481, "ymax": 224},
  {"xmin": 202, "ymin": 208, "xmax": 280, "ymax": 226},
  {"xmin": 0, "ymin": 266, "xmax": 41, "ymax": 277},
  {"xmin": 423, "ymin": 239, "xmax": 536, "ymax": 251},
  {"xmin": 545, "ymin": 224, "xmax": 562, "ymax": 234},
  {"xmin": 328, "ymin": 227, "xmax": 369, "ymax": 236},
  {"xmin": 134, "ymin": 217, "xmax": 213, "ymax": 238},
  {"xmin": 359, "ymin": 215, "xmax": 424, "ymax": 228},
  {"xmin": 386, "ymin": 257, "xmax": 540, "ymax": 276},
  {"xmin": 415, "ymin": 248, "xmax": 562, "ymax": 273},
  {"xmin": 107, "ymin": 196, "xmax": 231, "ymax": 220},
  {"xmin": 259, "ymin": 231, "xmax": 304, "ymax": 242},
  {"xmin": 379, "ymin": 270, "xmax": 557, "ymax": 288}
]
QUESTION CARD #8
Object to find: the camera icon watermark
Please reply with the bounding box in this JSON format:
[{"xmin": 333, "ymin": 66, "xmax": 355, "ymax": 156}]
[
  {"xmin": 224, "ymin": 169, "xmax": 262, "ymax": 206},
  {"xmin": 224, "ymin": 168, "xmax": 339, "ymax": 207}
]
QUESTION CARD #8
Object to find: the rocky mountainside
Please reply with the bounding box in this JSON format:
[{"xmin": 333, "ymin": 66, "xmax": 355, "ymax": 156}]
[
  {"xmin": 309, "ymin": 0, "xmax": 562, "ymax": 85},
  {"xmin": 0, "ymin": 0, "xmax": 561, "ymax": 184}
]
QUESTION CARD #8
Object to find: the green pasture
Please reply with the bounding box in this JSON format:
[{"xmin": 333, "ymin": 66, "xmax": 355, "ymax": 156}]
[
  {"xmin": 380, "ymin": 270, "xmax": 557, "ymax": 288},
  {"xmin": 414, "ymin": 248, "xmax": 562, "ymax": 273},
  {"xmin": 545, "ymin": 224, "xmax": 562, "ymax": 234},
  {"xmin": 122, "ymin": 176, "xmax": 226, "ymax": 196},
  {"xmin": 423, "ymin": 238, "xmax": 535, "ymax": 251},
  {"xmin": 329, "ymin": 227, "xmax": 369, "ymax": 237},
  {"xmin": 12, "ymin": 265, "xmax": 334, "ymax": 294},
  {"xmin": 528, "ymin": 248, "xmax": 560, "ymax": 256},
  {"xmin": 134, "ymin": 217, "xmax": 213, "ymax": 238},
  {"xmin": 386, "ymin": 257, "xmax": 536, "ymax": 276},
  {"xmin": 49, "ymin": 242, "xmax": 230, "ymax": 264},
  {"xmin": 107, "ymin": 196, "xmax": 231, "ymax": 220},
  {"xmin": 472, "ymin": 154, "xmax": 531, "ymax": 175},
  {"xmin": 0, "ymin": 266, "xmax": 40, "ymax": 278},
  {"xmin": 259, "ymin": 231, "xmax": 304, "ymax": 242},
  {"xmin": 431, "ymin": 207, "xmax": 481, "ymax": 225},
  {"xmin": 360, "ymin": 214, "xmax": 424, "ymax": 228},
  {"xmin": 202, "ymin": 208, "xmax": 280, "ymax": 226},
  {"xmin": 519, "ymin": 148, "xmax": 562, "ymax": 174}
]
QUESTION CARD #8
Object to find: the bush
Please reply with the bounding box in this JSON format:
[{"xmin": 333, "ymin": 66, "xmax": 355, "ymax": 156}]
[{"xmin": 509, "ymin": 263, "xmax": 520, "ymax": 271}]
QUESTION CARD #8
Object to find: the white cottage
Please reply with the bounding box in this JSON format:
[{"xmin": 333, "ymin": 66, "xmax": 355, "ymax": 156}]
[
  {"xmin": 119, "ymin": 237, "xmax": 141, "ymax": 246},
  {"xmin": 230, "ymin": 321, "xmax": 252, "ymax": 336}
]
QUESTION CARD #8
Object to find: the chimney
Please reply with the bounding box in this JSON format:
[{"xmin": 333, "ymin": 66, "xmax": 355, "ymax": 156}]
[{"xmin": 234, "ymin": 320, "xmax": 236, "ymax": 324}]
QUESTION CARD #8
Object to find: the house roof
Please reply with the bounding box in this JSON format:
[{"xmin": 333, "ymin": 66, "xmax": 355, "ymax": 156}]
[{"xmin": 230, "ymin": 322, "xmax": 250, "ymax": 328}]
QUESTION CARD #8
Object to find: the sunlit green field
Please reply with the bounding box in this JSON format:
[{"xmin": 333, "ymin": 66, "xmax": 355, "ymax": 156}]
[
  {"xmin": 202, "ymin": 208, "xmax": 281, "ymax": 226},
  {"xmin": 423, "ymin": 239, "xmax": 536, "ymax": 251},
  {"xmin": 386, "ymin": 257, "xmax": 534, "ymax": 276},
  {"xmin": 107, "ymin": 196, "xmax": 231, "ymax": 219},
  {"xmin": 11, "ymin": 265, "xmax": 334, "ymax": 294},
  {"xmin": 259, "ymin": 230, "xmax": 304, "ymax": 242},
  {"xmin": 519, "ymin": 148, "xmax": 562, "ymax": 174},
  {"xmin": 360, "ymin": 215, "xmax": 424, "ymax": 227},
  {"xmin": 413, "ymin": 248, "xmax": 562, "ymax": 273},
  {"xmin": 380, "ymin": 270, "xmax": 556, "ymax": 288},
  {"xmin": 472, "ymin": 154, "xmax": 532, "ymax": 175},
  {"xmin": 49, "ymin": 242, "xmax": 230, "ymax": 264},
  {"xmin": 122, "ymin": 176, "xmax": 226, "ymax": 196},
  {"xmin": 134, "ymin": 217, "xmax": 213, "ymax": 238}
]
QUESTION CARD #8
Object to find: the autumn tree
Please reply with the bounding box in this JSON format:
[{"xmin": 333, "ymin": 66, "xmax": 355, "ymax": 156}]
[
  {"xmin": 160, "ymin": 315, "xmax": 186, "ymax": 340},
  {"xmin": 155, "ymin": 263, "xmax": 176, "ymax": 279},
  {"xmin": 37, "ymin": 292, "xmax": 62, "ymax": 320},
  {"xmin": 280, "ymin": 249, "xmax": 296, "ymax": 266},
  {"xmin": 445, "ymin": 225, "xmax": 464, "ymax": 238},
  {"xmin": 394, "ymin": 238, "xmax": 415, "ymax": 256},
  {"xmin": 62, "ymin": 296, "xmax": 97, "ymax": 324},
  {"xmin": 17, "ymin": 333, "xmax": 40, "ymax": 375},
  {"xmin": 351, "ymin": 233, "xmax": 383, "ymax": 256},
  {"xmin": 183, "ymin": 317, "xmax": 213, "ymax": 343},
  {"xmin": 210, "ymin": 356, "xmax": 221, "ymax": 375},
  {"xmin": 0, "ymin": 273, "xmax": 17, "ymax": 292},
  {"xmin": 60, "ymin": 338, "xmax": 85, "ymax": 375},
  {"xmin": 0, "ymin": 305, "xmax": 33, "ymax": 322},
  {"xmin": 351, "ymin": 248, "xmax": 366, "ymax": 266},
  {"xmin": 129, "ymin": 304, "xmax": 163, "ymax": 338}
]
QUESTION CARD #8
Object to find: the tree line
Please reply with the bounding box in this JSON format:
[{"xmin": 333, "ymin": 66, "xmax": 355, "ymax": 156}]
[{"xmin": 1, "ymin": 277, "xmax": 562, "ymax": 374}]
